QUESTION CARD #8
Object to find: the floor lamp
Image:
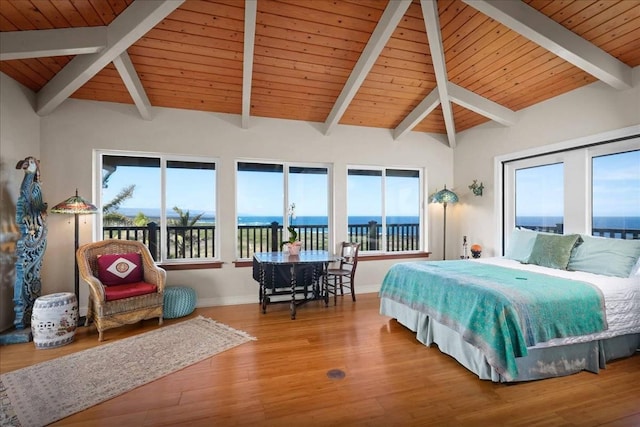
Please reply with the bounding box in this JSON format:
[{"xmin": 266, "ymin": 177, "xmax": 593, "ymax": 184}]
[
  {"xmin": 430, "ymin": 186, "xmax": 458, "ymax": 260},
  {"xmin": 51, "ymin": 189, "xmax": 98, "ymax": 303}
]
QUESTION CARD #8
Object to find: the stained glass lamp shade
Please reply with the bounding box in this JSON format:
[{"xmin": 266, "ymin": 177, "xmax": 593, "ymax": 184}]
[
  {"xmin": 430, "ymin": 186, "xmax": 458, "ymax": 260},
  {"xmin": 51, "ymin": 189, "xmax": 98, "ymax": 215},
  {"xmin": 430, "ymin": 186, "xmax": 459, "ymax": 205},
  {"xmin": 51, "ymin": 189, "xmax": 98, "ymax": 300}
]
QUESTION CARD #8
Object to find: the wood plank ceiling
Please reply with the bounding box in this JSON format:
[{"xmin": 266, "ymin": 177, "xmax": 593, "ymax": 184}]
[{"xmin": 1, "ymin": 0, "xmax": 638, "ymax": 147}]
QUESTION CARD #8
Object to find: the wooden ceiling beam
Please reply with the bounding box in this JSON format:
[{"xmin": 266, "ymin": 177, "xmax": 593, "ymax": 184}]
[
  {"xmin": 323, "ymin": 0, "xmax": 412, "ymax": 136},
  {"xmin": 393, "ymin": 89, "xmax": 440, "ymax": 140},
  {"xmin": 242, "ymin": 0, "xmax": 257, "ymax": 129},
  {"xmin": 0, "ymin": 27, "xmax": 107, "ymax": 61},
  {"xmin": 421, "ymin": 0, "xmax": 456, "ymax": 148},
  {"xmin": 463, "ymin": 0, "xmax": 633, "ymax": 90},
  {"xmin": 447, "ymin": 82, "xmax": 516, "ymax": 127},
  {"xmin": 112, "ymin": 51, "xmax": 152, "ymax": 120},
  {"xmin": 36, "ymin": 0, "xmax": 185, "ymax": 116}
]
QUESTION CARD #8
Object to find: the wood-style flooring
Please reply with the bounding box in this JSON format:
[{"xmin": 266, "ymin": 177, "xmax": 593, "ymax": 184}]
[{"xmin": 1, "ymin": 293, "xmax": 639, "ymax": 426}]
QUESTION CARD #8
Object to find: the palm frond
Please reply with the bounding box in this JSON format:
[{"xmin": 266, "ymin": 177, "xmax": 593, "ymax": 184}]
[{"xmin": 103, "ymin": 185, "xmax": 135, "ymax": 213}]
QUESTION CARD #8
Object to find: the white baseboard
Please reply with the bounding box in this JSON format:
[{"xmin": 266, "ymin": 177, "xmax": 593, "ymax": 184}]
[{"xmin": 78, "ymin": 284, "xmax": 383, "ymax": 313}]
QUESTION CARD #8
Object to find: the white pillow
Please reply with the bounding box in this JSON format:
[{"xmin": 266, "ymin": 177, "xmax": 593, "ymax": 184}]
[
  {"xmin": 504, "ymin": 228, "xmax": 538, "ymax": 263},
  {"xmin": 567, "ymin": 234, "xmax": 640, "ymax": 278}
]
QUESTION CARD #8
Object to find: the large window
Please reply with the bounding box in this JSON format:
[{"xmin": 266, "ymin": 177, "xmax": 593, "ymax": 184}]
[
  {"xmin": 236, "ymin": 162, "xmax": 330, "ymax": 259},
  {"xmin": 502, "ymin": 136, "xmax": 639, "ymax": 252},
  {"xmin": 515, "ymin": 163, "xmax": 564, "ymax": 233},
  {"xmin": 97, "ymin": 152, "xmax": 218, "ymax": 262},
  {"xmin": 591, "ymin": 149, "xmax": 640, "ymax": 239},
  {"xmin": 347, "ymin": 167, "xmax": 422, "ymax": 252}
]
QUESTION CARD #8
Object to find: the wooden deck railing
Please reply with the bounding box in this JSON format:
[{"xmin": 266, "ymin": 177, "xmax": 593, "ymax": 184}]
[
  {"xmin": 104, "ymin": 222, "xmax": 638, "ymax": 261},
  {"xmin": 235, "ymin": 221, "xmax": 419, "ymax": 258},
  {"xmin": 103, "ymin": 222, "xmax": 216, "ymax": 260},
  {"xmin": 104, "ymin": 220, "xmax": 420, "ymax": 260}
]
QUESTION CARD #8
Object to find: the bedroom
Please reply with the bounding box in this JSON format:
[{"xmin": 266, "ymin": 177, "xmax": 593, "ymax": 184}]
[
  {"xmin": 1, "ymin": 0, "xmax": 639, "ymax": 423},
  {"xmin": 1, "ymin": 0, "xmax": 638, "ymax": 323}
]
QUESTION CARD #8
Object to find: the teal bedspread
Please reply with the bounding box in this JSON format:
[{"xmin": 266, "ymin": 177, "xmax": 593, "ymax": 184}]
[{"xmin": 379, "ymin": 261, "xmax": 607, "ymax": 380}]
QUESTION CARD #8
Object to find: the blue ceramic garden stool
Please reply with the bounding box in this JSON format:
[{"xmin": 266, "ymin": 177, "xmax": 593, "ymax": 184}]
[{"xmin": 163, "ymin": 286, "xmax": 197, "ymax": 319}]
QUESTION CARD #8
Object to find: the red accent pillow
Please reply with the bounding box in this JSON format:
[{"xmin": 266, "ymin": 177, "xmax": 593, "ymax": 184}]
[
  {"xmin": 97, "ymin": 253, "xmax": 143, "ymax": 286},
  {"xmin": 104, "ymin": 281, "xmax": 157, "ymax": 301}
]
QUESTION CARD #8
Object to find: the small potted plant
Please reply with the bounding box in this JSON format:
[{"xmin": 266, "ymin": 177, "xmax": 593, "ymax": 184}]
[{"xmin": 283, "ymin": 226, "xmax": 302, "ymax": 255}]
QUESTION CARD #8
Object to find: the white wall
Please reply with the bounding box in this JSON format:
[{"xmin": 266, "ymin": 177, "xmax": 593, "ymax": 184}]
[
  {"xmin": 38, "ymin": 98, "xmax": 453, "ymax": 312},
  {"xmin": 453, "ymin": 66, "xmax": 640, "ymax": 258},
  {"xmin": 0, "ymin": 73, "xmax": 41, "ymax": 331}
]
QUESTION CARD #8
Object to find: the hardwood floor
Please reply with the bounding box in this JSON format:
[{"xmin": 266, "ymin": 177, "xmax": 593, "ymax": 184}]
[{"xmin": 2, "ymin": 293, "xmax": 639, "ymax": 426}]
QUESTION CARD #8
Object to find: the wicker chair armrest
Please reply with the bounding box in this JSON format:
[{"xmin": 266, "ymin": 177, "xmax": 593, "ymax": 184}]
[
  {"xmin": 84, "ymin": 275, "xmax": 107, "ymax": 301},
  {"xmin": 144, "ymin": 266, "xmax": 166, "ymax": 293},
  {"xmin": 77, "ymin": 245, "xmax": 106, "ymax": 301},
  {"xmin": 138, "ymin": 246, "xmax": 166, "ymax": 292}
]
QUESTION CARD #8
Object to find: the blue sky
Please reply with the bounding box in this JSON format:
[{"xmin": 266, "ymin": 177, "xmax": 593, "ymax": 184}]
[
  {"xmin": 516, "ymin": 150, "xmax": 639, "ymax": 217},
  {"xmin": 102, "ymin": 165, "xmax": 215, "ymax": 214},
  {"xmin": 516, "ymin": 163, "xmax": 564, "ymax": 217},
  {"xmin": 103, "ymin": 150, "xmax": 639, "ymax": 218},
  {"xmin": 235, "ymin": 170, "xmax": 420, "ymax": 217},
  {"xmin": 235, "ymin": 170, "xmax": 330, "ymax": 217},
  {"xmin": 592, "ymin": 151, "xmax": 640, "ymax": 216}
]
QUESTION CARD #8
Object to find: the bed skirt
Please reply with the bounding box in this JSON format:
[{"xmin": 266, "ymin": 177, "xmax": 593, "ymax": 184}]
[{"xmin": 380, "ymin": 297, "xmax": 640, "ymax": 382}]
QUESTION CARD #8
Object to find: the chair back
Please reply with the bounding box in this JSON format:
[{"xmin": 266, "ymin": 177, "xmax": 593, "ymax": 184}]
[
  {"xmin": 339, "ymin": 242, "xmax": 360, "ymax": 275},
  {"xmin": 77, "ymin": 239, "xmax": 155, "ymax": 280}
]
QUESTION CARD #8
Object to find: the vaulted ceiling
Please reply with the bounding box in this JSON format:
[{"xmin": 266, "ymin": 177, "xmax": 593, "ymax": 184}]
[{"xmin": 1, "ymin": 0, "xmax": 638, "ymax": 147}]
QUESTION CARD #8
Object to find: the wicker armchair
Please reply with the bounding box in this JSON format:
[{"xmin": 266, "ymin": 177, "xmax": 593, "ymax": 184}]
[{"xmin": 76, "ymin": 239, "xmax": 165, "ymax": 341}]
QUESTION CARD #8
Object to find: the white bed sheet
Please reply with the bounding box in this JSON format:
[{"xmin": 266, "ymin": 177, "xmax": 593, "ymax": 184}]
[{"xmin": 471, "ymin": 257, "xmax": 640, "ymax": 348}]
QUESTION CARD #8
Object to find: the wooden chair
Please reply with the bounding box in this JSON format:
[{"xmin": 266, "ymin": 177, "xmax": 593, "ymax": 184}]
[
  {"xmin": 324, "ymin": 242, "xmax": 360, "ymax": 305},
  {"xmin": 76, "ymin": 239, "xmax": 165, "ymax": 341}
]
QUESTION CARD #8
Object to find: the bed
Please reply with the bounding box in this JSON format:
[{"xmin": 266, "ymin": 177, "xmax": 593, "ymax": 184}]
[{"xmin": 379, "ymin": 230, "xmax": 640, "ymax": 382}]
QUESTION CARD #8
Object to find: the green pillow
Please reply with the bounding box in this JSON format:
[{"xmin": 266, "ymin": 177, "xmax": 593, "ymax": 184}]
[
  {"xmin": 568, "ymin": 235, "xmax": 640, "ymax": 278},
  {"xmin": 527, "ymin": 234, "xmax": 581, "ymax": 270}
]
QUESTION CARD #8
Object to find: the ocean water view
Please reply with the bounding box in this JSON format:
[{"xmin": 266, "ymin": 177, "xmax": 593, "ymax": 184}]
[
  {"xmin": 517, "ymin": 216, "xmax": 640, "ymax": 230},
  {"xmin": 117, "ymin": 209, "xmax": 639, "ymax": 230},
  {"xmin": 117, "ymin": 209, "xmax": 418, "ymax": 225},
  {"xmin": 237, "ymin": 216, "xmax": 419, "ymax": 226}
]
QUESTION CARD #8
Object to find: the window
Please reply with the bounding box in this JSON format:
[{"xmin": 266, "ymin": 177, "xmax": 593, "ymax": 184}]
[
  {"xmin": 98, "ymin": 152, "xmax": 218, "ymax": 263},
  {"xmin": 236, "ymin": 161, "xmax": 330, "ymax": 259},
  {"xmin": 502, "ymin": 134, "xmax": 639, "ymax": 253},
  {"xmin": 347, "ymin": 167, "xmax": 422, "ymax": 252},
  {"xmin": 515, "ymin": 163, "xmax": 564, "ymax": 234},
  {"xmin": 505, "ymin": 152, "xmax": 567, "ymax": 242},
  {"xmin": 591, "ymin": 149, "xmax": 640, "ymax": 239},
  {"xmin": 289, "ymin": 166, "xmax": 330, "ymax": 251}
]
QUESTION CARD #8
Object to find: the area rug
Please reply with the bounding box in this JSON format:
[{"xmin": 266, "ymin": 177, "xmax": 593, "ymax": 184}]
[{"xmin": 0, "ymin": 316, "xmax": 256, "ymax": 427}]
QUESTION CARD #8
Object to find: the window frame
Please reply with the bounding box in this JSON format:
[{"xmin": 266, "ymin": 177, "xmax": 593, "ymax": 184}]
[
  {"xmin": 503, "ymin": 153, "xmax": 566, "ymax": 238},
  {"xmin": 95, "ymin": 150, "xmax": 220, "ymax": 265},
  {"xmin": 497, "ymin": 128, "xmax": 640, "ymax": 254},
  {"xmin": 588, "ymin": 143, "xmax": 640, "ymax": 237},
  {"xmin": 234, "ymin": 159, "xmax": 332, "ymax": 260},
  {"xmin": 346, "ymin": 165, "xmax": 425, "ymax": 254}
]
